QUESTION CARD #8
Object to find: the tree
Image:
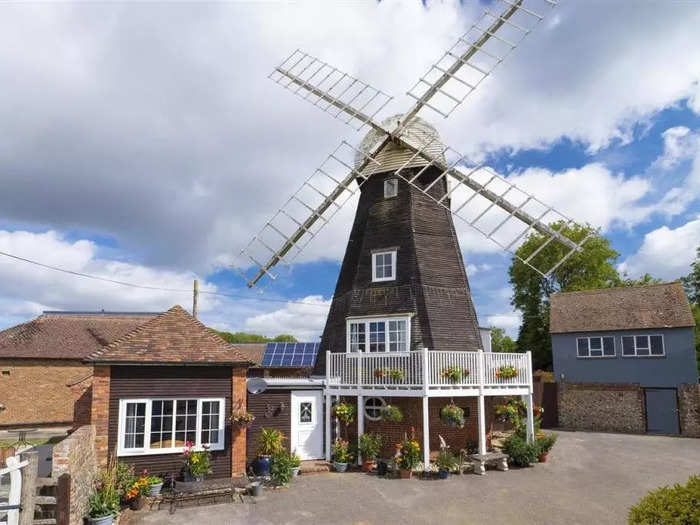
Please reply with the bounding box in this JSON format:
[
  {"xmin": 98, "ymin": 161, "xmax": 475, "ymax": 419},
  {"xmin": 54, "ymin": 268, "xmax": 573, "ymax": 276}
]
[
  {"xmin": 490, "ymin": 326, "xmax": 518, "ymax": 353},
  {"xmin": 213, "ymin": 330, "xmax": 298, "ymax": 343},
  {"xmin": 509, "ymin": 222, "xmax": 620, "ymax": 370},
  {"xmin": 619, "ymin": 273, "xmax": 663, "ymax": 287},
  {"xmin": 681, "ymin": 246, "xmax": 700, "ymax": 375}
]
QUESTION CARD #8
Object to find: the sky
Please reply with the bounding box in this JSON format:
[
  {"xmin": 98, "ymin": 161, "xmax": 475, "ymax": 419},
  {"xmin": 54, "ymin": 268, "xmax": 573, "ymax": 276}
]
[{"xmin": 0, "ymin": 0, "xmax": 699, "ymax": 341}]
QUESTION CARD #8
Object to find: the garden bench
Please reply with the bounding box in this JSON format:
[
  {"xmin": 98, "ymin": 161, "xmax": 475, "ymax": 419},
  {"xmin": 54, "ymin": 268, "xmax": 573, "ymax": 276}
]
[
  {"xmin": 469, "ymin": 452, "xmax": 509, "ymax": 475},
  {"xmin": 149, "ymin": 477, "xmax": 254, "ymax": 514}
]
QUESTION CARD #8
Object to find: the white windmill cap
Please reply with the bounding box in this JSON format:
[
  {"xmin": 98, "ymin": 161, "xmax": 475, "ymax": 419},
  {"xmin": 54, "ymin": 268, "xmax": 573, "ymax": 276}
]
[{"xmin": 354, "ymin": 114, "xmax": 447, "ymax": 177}]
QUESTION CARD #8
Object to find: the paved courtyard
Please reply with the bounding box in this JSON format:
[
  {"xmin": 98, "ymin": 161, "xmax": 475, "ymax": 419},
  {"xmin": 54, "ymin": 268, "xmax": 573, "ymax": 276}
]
[{"xmin": 132, "ymin": 431, "xmax": 700, "ymax": 525}]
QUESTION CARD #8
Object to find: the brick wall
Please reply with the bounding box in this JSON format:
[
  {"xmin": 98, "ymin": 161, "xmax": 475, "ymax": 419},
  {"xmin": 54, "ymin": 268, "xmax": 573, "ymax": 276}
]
[
  {"xmin": 558, "ymin": 382, "xmax": 645, "ymax": 433},
  {"xmin": 343, "ymin": 396, "xmax": 482, "ymax": 458},
  {"xmin": 91, "ymin": 365, "xmax": 111, "ymax": 467},
  {"xmin": 53, "ymin": 425, "xmax": 97, "ymax": 525},
  {"xmin": 678, "ymin": 383, "xmax": 700, "ymax": 437},
  {"xmin": 0, "ymin": 359, "xmax": 92, "ymax": 427},
  {"xmin": 231, "ymin": 367, "xmax": 247, "ymax": 475}
]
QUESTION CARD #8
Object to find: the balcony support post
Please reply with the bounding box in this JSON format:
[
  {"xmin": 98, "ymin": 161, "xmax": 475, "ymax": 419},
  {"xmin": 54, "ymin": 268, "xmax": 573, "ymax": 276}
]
[
  {"xmin": 357, "ymin": 394, "xmax": 364, "ymax": 465},
  {"xmin": 422, "ymin": 395, "xmax": 430, "ymax": 473},
  {"xmin": 524, "ymin": 351, "xmax": 535, "ymax": 444},
  {"xmin": 325, "ymin": 392, "xmax": 332, "ymax": 462},
  {"xmin": 477, "ymin": 349, "xmax": 487, "ymax": 456}
]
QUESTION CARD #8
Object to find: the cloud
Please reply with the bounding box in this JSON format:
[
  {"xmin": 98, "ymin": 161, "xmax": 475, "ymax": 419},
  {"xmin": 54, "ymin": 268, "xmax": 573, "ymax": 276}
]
[
  {"xmin": 243, "ymin": 295, "xmax": 330, "ymax": 341},
  {"xmin": 653, "ymin": 126, "xmax": 695, "ymax": 170},
  {"xmin": 485, "ymin": 313, "xmax": 521, "ymax": 334},
  {"xmin": 618, "ymin": 217, "xmax": 700, "ymax": 280}
]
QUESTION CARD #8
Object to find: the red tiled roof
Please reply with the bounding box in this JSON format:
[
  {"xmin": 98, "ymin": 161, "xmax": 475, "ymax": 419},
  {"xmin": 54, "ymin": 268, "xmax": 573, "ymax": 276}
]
[
  {"xmin": 0, "ymin": 312, "xmax": 157, "ymax": 359},
  {"xmin": 550, "ymin": 282, "xmax": 695, "ymax": 334},
  {"xmin": 231, "ymin": 343, "xmax": 266, "ymax": 366},
  {"xmin": 88, "ymin": 305, "xmax": 253, "ymax": 365}
]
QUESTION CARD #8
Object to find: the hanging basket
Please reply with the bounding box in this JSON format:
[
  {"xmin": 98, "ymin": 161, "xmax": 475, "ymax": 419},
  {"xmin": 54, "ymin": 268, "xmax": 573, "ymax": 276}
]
[
  {"xmin": 380, "ymin": 404, "xmax": 403, "ymax": 423},
  {"xmin": 440, "ymin": 403, "xmax": 465, "ymax": 428}
]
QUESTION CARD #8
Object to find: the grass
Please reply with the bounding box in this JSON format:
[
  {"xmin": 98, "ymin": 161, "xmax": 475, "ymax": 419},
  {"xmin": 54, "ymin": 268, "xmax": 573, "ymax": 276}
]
[{"xmin": 0, "ymin": 436, "xmax": 65, "ymax": 448}]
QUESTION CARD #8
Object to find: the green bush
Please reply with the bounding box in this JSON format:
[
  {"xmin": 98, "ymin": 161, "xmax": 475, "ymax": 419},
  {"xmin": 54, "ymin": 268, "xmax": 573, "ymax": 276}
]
[
  {"xmin": 503, "ymin": 433, "xmax": 537, "ymax": 467},
  {"xmin": 270, "ymin": 449, "xmax": 294, "ymax": 486},
  {"xmin": 359, "ymin": 433, "xmax": 382, "ymax": 460},
  {"xmin": 628, "ymin": 475, "xmax": 700, "ymax": 524},
  {"xmin": 536, "ymin": 433, "xmax": 557, "ymax": 456}
]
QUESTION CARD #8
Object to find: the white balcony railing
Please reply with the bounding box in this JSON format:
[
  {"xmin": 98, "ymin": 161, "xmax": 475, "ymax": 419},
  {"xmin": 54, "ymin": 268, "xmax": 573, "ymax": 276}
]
[{"xmin": 326, "ymin": 349, "xmax": 531, "ymax": 392}]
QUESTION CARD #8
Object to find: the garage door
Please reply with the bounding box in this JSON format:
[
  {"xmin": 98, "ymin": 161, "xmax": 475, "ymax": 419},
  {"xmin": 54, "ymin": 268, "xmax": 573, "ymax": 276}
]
[{"xmin": 644, "ymin": 388, "xmax": 679, "ymax": 434}]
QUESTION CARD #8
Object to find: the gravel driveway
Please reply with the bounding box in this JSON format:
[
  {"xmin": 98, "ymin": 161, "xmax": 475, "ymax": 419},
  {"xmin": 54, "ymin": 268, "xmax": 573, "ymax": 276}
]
[{"xmin": 131, "ymin": 431, "xmax": 700, "ymax": 525}]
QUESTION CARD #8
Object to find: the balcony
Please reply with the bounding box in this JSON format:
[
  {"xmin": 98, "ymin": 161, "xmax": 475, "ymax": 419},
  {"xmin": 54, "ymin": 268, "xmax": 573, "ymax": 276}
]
[{"xmin": 325, "ymin": 349, "xmax": 532, "ymax": 397}]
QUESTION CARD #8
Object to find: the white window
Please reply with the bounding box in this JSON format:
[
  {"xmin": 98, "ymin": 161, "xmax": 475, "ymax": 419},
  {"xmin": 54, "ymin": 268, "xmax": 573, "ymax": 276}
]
[
  {"xmin": 364, "ymin": 397, "xmax": 386, "ymax": 421},
  {"xmin": 384, "ymin": 178, "xmax": 398, "ymax": 199},
  {"xmin": 372, "ymin": 250, "xmax": 396, "ymax": 282},
  {"xmin": 621, "ymin": 335, "xmax": 664, "ymax": 357},
  {"xmin": 576, "ymin": 336, "xmax": 615, "ymax": 358},
  {"xmin": 347, "ymin": 316, "xmax": 410, "ymax": 353},
  {"xmin": 118, "ymin": 398, "xmax": 225, "ymax": 456}
]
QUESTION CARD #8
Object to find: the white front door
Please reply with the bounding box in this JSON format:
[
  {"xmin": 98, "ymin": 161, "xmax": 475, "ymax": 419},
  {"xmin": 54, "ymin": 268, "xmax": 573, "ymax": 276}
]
[{"xmin": 291, "ymin": 390, "xmax": 323, "ymax": 460}]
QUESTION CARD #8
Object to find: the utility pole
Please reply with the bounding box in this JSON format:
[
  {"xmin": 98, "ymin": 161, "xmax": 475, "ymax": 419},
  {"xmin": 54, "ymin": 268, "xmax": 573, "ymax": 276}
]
[{"xmin": 192, "ymin": 279, "xmax": 199, "ymax": 319}]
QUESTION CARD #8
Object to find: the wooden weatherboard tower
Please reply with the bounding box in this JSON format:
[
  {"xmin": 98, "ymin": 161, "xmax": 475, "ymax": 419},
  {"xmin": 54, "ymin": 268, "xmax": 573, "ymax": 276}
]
[
  {"xmin": 315, "ymin": 116, "xmax": 482, "ymax": 375},
  {"xmin": 236, "ymin": 0, "xmax": 585, "ymax": 471}
]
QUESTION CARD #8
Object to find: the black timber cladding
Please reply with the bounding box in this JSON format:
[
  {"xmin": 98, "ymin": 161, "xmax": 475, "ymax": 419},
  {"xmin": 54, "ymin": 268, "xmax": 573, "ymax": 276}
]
[
  {"xmin": 246, "ymin": 390, "xmax": 292, "ymax": 462},
  {"xmin": 315, "ymin": 168, "xmax": 482, "ymax": 375},
  {"xmin": 108, "ymin": 366, "xmax": 232, "ymax": 478}
]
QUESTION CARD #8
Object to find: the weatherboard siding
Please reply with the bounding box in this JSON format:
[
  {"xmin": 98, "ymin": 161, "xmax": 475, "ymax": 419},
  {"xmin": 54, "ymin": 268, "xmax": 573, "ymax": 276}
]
[
  {"xmin": 246, "ymin": 390, "xmax": 292, "ymax": 463},
  {"xmin": 552, "ymin": 327, "xmax": 698, "ymax": 387},
  {"xmin": 108, "ymin": 366, "xmax": 232, "ymax": 478}
]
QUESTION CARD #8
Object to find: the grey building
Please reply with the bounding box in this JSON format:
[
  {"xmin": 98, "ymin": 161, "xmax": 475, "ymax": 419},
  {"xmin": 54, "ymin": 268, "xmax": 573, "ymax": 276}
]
[{"xmin": 550, "ymin": 282, "xmax": 697, "ymax": 435}]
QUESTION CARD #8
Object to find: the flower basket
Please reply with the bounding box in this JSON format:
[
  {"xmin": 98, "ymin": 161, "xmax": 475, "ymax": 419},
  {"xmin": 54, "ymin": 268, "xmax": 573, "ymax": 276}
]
[
  {"xmin": 389, "ymin": 369, "xmax": 405, "ymax": 381},
  {"xmin": 440, "ymin": 403, "xmax": 465, "ymax": 428},
  {"xmin": 380, "ymin": 404, "xmax": 403, "ymax": 423},
  {"xmin": 495, "ymin": 365, "xmax": 518, "ymax": 380},
  {"xmin": 373, "ymin": 368, "xmax": 387, "ymax": 379},
  {"xmin": 332, "ymin": 402, "xmax": 356, "ymax": 424},
  {"xmin": 440, "ymin": 366, "xmax": 466, "ymax": 383}
]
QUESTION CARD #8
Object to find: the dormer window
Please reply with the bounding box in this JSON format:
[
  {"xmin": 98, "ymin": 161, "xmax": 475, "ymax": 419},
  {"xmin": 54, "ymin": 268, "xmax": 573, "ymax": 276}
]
[
  {"xmin": 372, "ymin": 250, "xmax": 396, "ymax": 282},
  {"xmin": 384, "ymin": 178, "xmax": 398, "ymax": 199}
]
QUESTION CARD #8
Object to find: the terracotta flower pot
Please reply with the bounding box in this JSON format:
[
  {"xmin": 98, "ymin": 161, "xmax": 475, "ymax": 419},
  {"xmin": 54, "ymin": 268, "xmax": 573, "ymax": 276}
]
[
  {"xmin": 538, "ymin": 453, "xmax": 548, "ymax": 463},
  {"xmin": 399, "ymin": 469, "xmax": 412, "ymax": 479},
  {"xmin": 129, "ymin": 495, "xmax": 146, "ymax": 511},
  {"xmin": 362, "ymin": 460, "xmax": 375, "ymax": 473}
]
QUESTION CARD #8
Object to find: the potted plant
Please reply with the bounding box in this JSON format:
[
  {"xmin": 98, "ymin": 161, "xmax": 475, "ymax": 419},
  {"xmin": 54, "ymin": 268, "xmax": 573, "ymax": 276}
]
[
  {"xmin": 440, "ymin": 403, "xmax": 465, "ymax": 428},
  {"xmin": 290, "ymin": 450, "xmax": 301, "ymax": 477},
  {"xmin": 254, "ymin": 428, "xmax": 284, "ymax": 476},
  {"xmin": 114, "ymin": 462, "xmax": 135, "ymax": 504},
  {"xmin": 440, "ymin": 366, "xmax": 465, "ymax": 383},
  {"xmin": 87, "ymin": 460, "xmax": 119, "ymax": 525},
  {"xmin": 395, "ymin": 430, "xmax": 420, "ymax": 479},
  {"xmin": 126, "ymin": 474, "xmax": 151, "ymax": 510},
  {"xmin": 374, "ymin": 368, "xmax": 387, "ymax": 379},
  {"xmin": 536, "ymin": 433, "xmax": 557, "ymax": 463},
  {"xmin": 436, "ymin": 448, "xmax": 457, "ymax": 479},
  {"xmin": 359, "ymin": 433, "xmax": 382, "ymax": 472},
  {"xmin": 332, "ymin": 439, "xmax": 352, "ymax": 472},
  {"xmin": 270, "ymin": 449, "xmax": 294, "ymax": 486},
  {"xmin": 231, "ymin": 399, "xmax": 255, "ymax": 427},
  {"xmin": 146, "ymin": 475, "xmax": 164, "ymax": 496},
  {"xmin": 495, "ymin": 365, "xmax": 518, "ymax": 379},
  {"xmin": 332, "ymin": 402, "xmax": 356, "ymax": 425},
  {"xmin": 380, "ymin": 404, "xmax": 403, "ymax": 423},
  {"xmin": 389, "ymin": 368, "xmax": 405, "ymax": 381},
  {"xmin": 179, "ymin": 441, "xmax": 211, "ymax": 491}
]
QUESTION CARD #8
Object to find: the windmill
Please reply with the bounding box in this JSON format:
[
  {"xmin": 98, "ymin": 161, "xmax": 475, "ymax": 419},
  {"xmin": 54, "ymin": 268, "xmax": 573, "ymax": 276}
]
[{"xmin": 234, "ymin": 0, "xmax": 589, "ymax": 369}]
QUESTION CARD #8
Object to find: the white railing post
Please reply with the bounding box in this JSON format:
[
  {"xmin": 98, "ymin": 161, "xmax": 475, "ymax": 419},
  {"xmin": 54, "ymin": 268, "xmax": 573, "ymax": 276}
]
[
  {"xmin": 422, "ymin": 395, "xmax": 430, "ymax": 473},
  {"xmin": 525, "ymin": 351, "xmax": 535, "ymax": 443},
  {"xmin": 357, "ymin": 351, "xmax": 363, "ymax": 390},
  {"xmin": 357, "ymin": 395, "xmax": 364, "ymax": 465},
  {"xmin": 477, "ymin": 350, "xmax": 487, "ymax": 456},
  {"xmin": 325, "ymin": 393, "xmax": 332, "ymax": 462},
  {"xmin": 325, "ymin": 351, "xmax": 331, "ymax": 385},
  {"xmin": 422, "ymin": 347, "xmax": 429, "ymax": 394}
]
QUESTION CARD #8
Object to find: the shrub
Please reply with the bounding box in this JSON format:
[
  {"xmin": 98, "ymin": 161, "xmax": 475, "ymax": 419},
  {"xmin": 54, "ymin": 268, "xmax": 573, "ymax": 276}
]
[
  {"xmin": 332, "ymin": 439, "xmax": 352, "ymax": 463},
  {"xmin": 503, "ymin": 433, "xmax": 537, "ymax": 467},
  {"xmin": 629, "ymin": 475, "xmax": 700, "ymax": 524},
  {"xmin": 289, "ymin": 450, "xmax": 301, "ymax": 468},
  {"xmin": 536, "ymin": 433, "xmax": 557, "ymax": 457},
  {"xmin": 396, "ymin": 431, "xmax": 421, "ymax": 471},
  {"xmin": 270, "ymin": 449, "xmax": 294, "ymax": 486},
  {"xmin": 182, "ymin": 441, "xmax": 212, "ymax": 478},
  {"xmin": 114, "ymin": 461, "xmax": 136, "ymax": 502},
  {"xmin": 380, "ymin": 404, "xmax": 403, "ymax": 422},
  {"xmin": 257, "ymin": 428, "xmax": 285, "ymax": 456},
  {"xmin": 88, "ymin": 458, "xmax": 120, "ymax": 519},
  {"xmin": 359, "ymin": 433, "xmax": 382, "ymax": 460},
  {"xmin": 440, "ymin": 403, "xmax": 465, "ymax": 428}
]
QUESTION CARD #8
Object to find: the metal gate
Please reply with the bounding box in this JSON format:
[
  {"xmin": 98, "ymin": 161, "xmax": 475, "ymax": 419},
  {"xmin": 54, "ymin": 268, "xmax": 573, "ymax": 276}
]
[{"xmin": 645, "ymin": 388, "xmax": 680, "ymax": 434}]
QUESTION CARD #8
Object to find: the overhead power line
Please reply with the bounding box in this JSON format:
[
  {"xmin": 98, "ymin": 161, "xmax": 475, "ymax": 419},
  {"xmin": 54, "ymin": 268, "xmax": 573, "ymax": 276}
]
[{"xmin": 0, "ymin": 249, "xmax": 328, "ymax": 308}]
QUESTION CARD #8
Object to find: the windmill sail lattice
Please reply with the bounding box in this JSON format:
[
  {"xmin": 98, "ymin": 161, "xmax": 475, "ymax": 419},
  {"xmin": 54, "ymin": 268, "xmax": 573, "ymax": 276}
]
[{"xmin": 234, "ymin": 0, "xmax": 585, "ymax": 289}]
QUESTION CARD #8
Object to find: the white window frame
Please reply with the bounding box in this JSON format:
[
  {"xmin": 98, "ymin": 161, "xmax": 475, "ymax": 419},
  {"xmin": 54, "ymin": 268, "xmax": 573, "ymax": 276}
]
[
  {"xmin": 364, "ymin": 397, "xmax": 386, "ymax": 421},
  {"xmin": 117, "ymin": 397, "xmax": 225, "ymax": 457},
  {"xmin": 345, "ymin": 315, "xmax": 411, "ymax": 354},
  {"xmin": 384, "ymin": 178, "xmax": 398, "ymax": 199},
  {"xmin": 371, "ymin": 249, "xmax": 397, "ymax": 283},
  {"xmin": 576, "ymin": 336, "xmax": 616, "ymax": 359},
  {"xmin": 621, "ymin": 334, "xmax": 665, "ymax": 357}
]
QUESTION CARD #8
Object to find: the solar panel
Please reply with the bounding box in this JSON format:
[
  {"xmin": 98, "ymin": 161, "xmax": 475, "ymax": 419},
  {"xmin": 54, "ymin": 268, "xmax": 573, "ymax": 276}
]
[{"xmin": 260, "ymin": 342, "xmax": 320, "ymax": 368}]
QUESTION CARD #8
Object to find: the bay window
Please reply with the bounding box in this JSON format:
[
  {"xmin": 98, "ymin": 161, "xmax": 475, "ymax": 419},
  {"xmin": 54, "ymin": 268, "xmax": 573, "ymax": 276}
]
[
  {"xmin": 118, "ymin": 398, "xmax": 225, "ymax": 456},
  {"xmin": 347, "ymin": 316, "xmax": 410, "ymax": 353}
]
